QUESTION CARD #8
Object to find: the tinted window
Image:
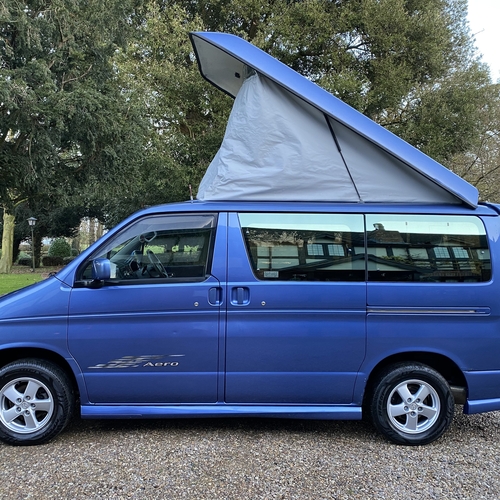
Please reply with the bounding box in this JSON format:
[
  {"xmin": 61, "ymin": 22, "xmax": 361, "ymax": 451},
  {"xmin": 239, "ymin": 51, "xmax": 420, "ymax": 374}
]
[
  {"xmin": 366, "ymin": 215, "xmax": 491, "ymax": 282},
  {"xmin": 80, "ymin": 214, "xmax": 216, "ymax": 282},
  {"xmin": 239, "ymin": 213, "xmax": 365, "ymax": 281}
]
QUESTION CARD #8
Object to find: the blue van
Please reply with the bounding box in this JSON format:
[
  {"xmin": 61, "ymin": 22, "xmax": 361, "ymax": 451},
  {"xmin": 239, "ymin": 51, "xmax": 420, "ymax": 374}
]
[{"xmin": 0, "ymin": 34, "xmax": 498, "ymax": 446}]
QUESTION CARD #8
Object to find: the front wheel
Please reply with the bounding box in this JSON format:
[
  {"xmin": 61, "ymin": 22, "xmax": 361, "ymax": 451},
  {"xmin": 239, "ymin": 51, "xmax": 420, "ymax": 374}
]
[
  {"xmin": 369, "ymin": 363, "xmax": 454, "ymax": 445},
  {"xmin": 0, "ymin": 359, "xmax": 74, "ymax": 446}
]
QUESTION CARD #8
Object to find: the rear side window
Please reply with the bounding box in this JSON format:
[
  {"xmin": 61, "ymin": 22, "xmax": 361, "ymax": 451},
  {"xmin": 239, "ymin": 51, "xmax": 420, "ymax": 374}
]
[
  {"xmin": 366, "ymin": 215, "xmax": 491, "ymax": 282},
  {"xmin": 239, "ymin": 213, "xmax": 365, "ymax": 281}
]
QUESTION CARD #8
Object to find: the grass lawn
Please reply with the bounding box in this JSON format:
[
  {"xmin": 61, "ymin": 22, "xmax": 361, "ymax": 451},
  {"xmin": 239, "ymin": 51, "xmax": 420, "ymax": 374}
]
[
  {"xmin": 0, "ymin": 266, "xmax": 63, "ymax": 295},
  {"xmin": 0, "ymin": 273, "xmax": 45, "ymax": 295}
]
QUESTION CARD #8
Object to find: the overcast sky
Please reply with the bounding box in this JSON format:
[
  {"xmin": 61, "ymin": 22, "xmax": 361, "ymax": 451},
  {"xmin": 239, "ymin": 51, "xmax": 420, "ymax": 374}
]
[{"xmin": 467, "ymin": 0, "xmax": 500, "ymax": 81}]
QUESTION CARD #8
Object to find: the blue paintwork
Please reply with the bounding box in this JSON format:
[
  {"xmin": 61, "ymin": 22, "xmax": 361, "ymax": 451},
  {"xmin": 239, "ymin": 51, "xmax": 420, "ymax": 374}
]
[
  {"xmin": 1, "ymin": 200, "xmax": 500, "ymax": 422},
  {"xmin": 190, "ymin": 32, "xmax": 479, "ymax": 208},
  {"xmin": 0, "ymin": 276, "xmax": 70, "ymax": 320},
  {"xmin": 68, "ymin": 278, "xmax": 221, "ymax": 403},
  {"xmin": 0, "ymin": 277, "xmax": 71, "ymax": 359},
  {"xmin": 224, "ymin": 213, "xmax": 365, "ymax": 404}
]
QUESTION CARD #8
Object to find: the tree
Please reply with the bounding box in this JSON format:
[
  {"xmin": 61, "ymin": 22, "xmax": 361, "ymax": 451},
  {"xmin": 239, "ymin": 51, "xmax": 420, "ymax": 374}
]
[
  {"xmin": 2, "ymin": 0, "xmax": 495, "ymax": 250},
  {"xmin": 113, "ymin": 0, "xmax": 492, "ymax": 220},
  {"xmin": 105, "ymin": 2, "xmax": 232, "ymax": 225},
  {"xmin": 9, "ymin": 198, "xmax": 105, "ymax": 267},
  {"xmin": 449, "ymin": 84, "xmax": 500, "ymax": 202},
  {"xmin": 0, "ymin": 0, "xmax": 147, "ymax": 272}
]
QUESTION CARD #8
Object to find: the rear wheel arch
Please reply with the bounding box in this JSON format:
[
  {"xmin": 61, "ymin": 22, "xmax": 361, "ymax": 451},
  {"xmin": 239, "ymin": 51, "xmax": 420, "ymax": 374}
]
[
  {"xmin": 367, "ymin": 362, "xmax": 455, "ymax": 445},
  {"xmin": 363, "ymin": 351, "xmax": 467, "ymax": 407}
]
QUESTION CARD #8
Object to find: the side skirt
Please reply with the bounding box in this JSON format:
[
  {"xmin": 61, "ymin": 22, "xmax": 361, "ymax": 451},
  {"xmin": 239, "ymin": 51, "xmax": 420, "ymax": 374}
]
[{"xmin": 81, "ymin": 404, "xmax": 362, "ymax": 420}]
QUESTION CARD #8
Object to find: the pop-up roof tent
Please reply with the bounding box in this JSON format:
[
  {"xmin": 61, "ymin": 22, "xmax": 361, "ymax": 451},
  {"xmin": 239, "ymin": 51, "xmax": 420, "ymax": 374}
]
[{"xmin": 190, "ymin": 32, "xmax": 479, "ymax": 208}]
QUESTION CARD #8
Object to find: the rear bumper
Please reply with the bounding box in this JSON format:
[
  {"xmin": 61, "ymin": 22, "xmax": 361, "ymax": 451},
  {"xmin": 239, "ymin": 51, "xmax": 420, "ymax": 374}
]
[
  {"xmin": 464, "ymin": 398, "xmax": 500, "ymax": 414},
  {"xmin": 464, "ymin": 369, "xmax": 500, "ymax": 414}
]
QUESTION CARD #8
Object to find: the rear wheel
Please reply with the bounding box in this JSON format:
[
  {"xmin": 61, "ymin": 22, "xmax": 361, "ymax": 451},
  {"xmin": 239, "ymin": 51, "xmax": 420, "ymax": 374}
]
[
  {"xmin": 369, "ymin": 363, "xmax": 454, "ymax": 445},
  {"xmin": 0, "ymin": 359, "xmax": 74, "ymax": 446}
]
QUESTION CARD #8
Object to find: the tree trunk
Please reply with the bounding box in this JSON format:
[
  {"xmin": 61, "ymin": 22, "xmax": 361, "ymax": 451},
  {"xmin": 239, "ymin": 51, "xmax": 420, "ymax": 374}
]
[
  {"xmin": 89, "ymin": 218, "xmax": 96, "ymax": 246},
  {"xmin": 71, "ymin": 235, "xmax": 80, "ymax": 255},
  {"xmin": 0, "ymin": 210, "xmax": 16, "ymax": 274},
  {"xmin": 96, "ymin": 220, "xmax": 104, "ymax": 240},
  {"xmin": 12, "ymin": 236, "xmax": 22, "ymax": 263}
]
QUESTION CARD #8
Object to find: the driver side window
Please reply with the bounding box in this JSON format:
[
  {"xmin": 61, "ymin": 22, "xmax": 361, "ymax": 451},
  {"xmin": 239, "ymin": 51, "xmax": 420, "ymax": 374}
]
[{"xmin": 80, "ymin": 213, "xmax": 217, "ymax": 283}]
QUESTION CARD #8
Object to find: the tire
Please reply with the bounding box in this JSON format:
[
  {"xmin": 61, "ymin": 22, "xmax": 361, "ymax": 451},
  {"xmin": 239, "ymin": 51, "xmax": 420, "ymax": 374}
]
[
  {"xmin": 369, "ymin": 363, "xmax": 454, "ymax": 446},
  {"xmin": 0, "ymin": 359, "xmax": 75, "ymax": 446}
]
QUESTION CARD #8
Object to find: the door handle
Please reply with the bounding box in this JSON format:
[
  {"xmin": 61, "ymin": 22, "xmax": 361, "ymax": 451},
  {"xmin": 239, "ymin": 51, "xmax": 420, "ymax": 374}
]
[
  {"xmin": 231, "ymin": 287, "xmax": 250, "ymax": 305},
  {"xmin": 208, "ymin": 287, "xmax": 222, "ymax": 306}
]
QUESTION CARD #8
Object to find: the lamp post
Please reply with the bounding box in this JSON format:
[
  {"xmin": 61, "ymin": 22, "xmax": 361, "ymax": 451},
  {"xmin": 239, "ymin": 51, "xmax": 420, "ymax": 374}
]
[{"xmin": 27, "ymin": 217, "xmax": 37, "ymax": 272}]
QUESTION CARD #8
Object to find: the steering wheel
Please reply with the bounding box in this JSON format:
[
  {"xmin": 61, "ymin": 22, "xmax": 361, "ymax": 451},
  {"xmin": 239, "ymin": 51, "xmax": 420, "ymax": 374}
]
[{"xmin": 146, "ymin": 249, "xmax": 169, "ymax": 277}]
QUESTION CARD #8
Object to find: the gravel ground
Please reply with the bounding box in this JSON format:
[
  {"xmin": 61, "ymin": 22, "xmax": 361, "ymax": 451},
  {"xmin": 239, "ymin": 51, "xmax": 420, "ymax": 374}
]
[{"xmin": 1, "ymin": 409, "xmax": 500, "ymax": 500}]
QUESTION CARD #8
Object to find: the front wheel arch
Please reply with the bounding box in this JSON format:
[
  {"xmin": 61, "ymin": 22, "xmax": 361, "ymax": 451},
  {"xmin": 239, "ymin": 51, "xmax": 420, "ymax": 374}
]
[
  {"xmin": 0, "ymin": 347, "xmax": 80, "ymax": 396},
  {"xmin": 0, "ymin": 358, "xmax": 75, "ymax": 446}
]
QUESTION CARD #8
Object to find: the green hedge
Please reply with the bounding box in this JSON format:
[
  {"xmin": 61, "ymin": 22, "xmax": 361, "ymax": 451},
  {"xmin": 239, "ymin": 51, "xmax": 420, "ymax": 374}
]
[
  {"xmin": 48, "ymin": 238, "xmax": 72, "ymax": 258},
  {"xmin": 42, "ymin": 256, "xmax": 64, "ymax": 266}
]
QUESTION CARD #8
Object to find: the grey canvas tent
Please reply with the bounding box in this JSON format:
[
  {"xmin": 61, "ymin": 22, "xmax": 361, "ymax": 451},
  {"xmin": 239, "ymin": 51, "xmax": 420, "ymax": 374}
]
[{"xmin": 190, "ymin": 32, "xmax": 478, "ymax": 208}]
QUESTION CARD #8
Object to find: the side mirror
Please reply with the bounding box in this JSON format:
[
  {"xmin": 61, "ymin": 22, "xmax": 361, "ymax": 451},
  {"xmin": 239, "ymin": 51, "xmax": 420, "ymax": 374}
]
[{"xmin": 91, "ymin": 258, "xmax": 111, "ymax": 281}]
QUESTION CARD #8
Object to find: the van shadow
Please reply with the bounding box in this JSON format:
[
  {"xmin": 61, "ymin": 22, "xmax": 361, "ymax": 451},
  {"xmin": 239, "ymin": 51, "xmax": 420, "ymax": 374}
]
[
  {"xmin": 62, "ymin": 408, "xmax": 500, "ymax": 447},
  {"xmin": 64, "ymin": 414, "xmax": 380, "ymax": 443}
]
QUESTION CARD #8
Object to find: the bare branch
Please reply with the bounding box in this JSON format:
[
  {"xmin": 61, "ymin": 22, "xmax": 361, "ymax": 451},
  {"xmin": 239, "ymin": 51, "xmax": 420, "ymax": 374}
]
[{"xmin": 61, "ymin": 65, "xmax": 93, "ymax": 90}]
